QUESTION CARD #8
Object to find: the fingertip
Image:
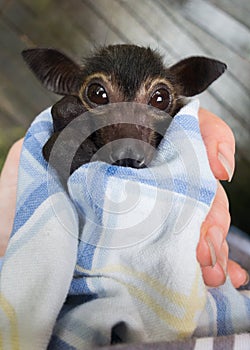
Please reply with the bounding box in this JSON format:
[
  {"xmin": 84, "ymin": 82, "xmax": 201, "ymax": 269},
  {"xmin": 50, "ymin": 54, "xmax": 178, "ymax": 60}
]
[
  {"xmin": 228, "ymin": 260, "xmax": 249, "ymax": 289},
  {"xmin": 202, "ymin": 263, "xmax": 227, "ymax": 287}
]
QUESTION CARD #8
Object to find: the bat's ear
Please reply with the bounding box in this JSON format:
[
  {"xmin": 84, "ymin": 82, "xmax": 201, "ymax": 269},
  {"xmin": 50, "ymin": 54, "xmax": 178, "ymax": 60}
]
[
  {"xmin": 22, "ymin": 48, "xmax": 83, "ymax": 95},
  {"xmin": 169, "ymin": 56, "xmax": 227, "ymax": 97}
]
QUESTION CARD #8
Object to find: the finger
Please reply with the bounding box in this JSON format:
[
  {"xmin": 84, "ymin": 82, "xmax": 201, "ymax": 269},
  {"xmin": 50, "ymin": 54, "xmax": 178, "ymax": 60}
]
[
  {"xmin": 201, "ymin": 240, "xmax": 228, "ymax": 287},
  {"xmin": 197, "ymin": 182, "xmax": 248, "ymax": 288},
  {"xmin": 197, "ymin": 182, "xmax": 230, "ymax": 268},
  {"xmin": 0, "ymin": 138, "xmax": 24, "ymax": 186},
  {"xmin": 198, "ymin": 108, "xmax": 235, "ymax": 181},
  {"xmin": 201, "ymin": 265, "xmax": 225, "ymax": 288},
  {"xmin": 227, "ymin": 260, "xmax": 249, "ymax": 289},
  {"xmin": 0, "ymin": 138, "xmax": 24, "ymax": 256},
  {"xmin": 204, "ymin": 183, "xmax": 230, "ymax": 236}
]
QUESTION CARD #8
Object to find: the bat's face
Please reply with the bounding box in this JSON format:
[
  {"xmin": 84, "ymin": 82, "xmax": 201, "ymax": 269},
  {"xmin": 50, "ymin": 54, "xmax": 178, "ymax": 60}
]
[{"xmin": 22, "ymin": 45, "xmax": 227, "ymax": 173}]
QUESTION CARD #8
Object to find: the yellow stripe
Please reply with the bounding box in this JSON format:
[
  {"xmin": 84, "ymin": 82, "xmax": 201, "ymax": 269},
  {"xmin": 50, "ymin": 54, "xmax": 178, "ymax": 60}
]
[
  {"xmin": 0, "ymin": 293, "xmax": 20, "ymax": 350},
  {"xmin": 117, "ymin": 277, "xmax": 196, "ymax": 332},
  {"xmin": 76, "ymin": 264, "xmax": 205, "ymax": 334},
  {"xmin": 76, "ymin": 263, "xmax": 204, "ymax": 306},
  {"xmin": 119, "ymin": 265, "xmax": 205, "ymax": 335},
  {"xmin": 178, "ymin": 266, "xmax": 206, "ymax": 337}
]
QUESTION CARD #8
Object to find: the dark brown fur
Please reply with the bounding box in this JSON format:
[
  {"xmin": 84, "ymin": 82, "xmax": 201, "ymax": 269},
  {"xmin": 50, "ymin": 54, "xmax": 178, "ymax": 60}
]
[{"xmin": 22, "ymin": 45, "xmax": 227, "ymax": 174}]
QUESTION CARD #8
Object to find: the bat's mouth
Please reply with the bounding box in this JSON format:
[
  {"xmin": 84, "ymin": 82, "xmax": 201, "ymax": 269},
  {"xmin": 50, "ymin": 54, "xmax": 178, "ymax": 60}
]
[
  {"xmin": 91, "ymin": 124, "xmax": 164, "ymax": 169},
  {"xmin": 112, "ymin": 158, "xmax": 146, "ymax": 169}
]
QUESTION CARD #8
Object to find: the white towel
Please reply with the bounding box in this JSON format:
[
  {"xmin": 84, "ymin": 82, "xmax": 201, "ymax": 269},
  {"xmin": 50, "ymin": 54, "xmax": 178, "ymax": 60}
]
[{"xmin": 0, "ymin": 100, "xmax": 249, "ymax": 350}]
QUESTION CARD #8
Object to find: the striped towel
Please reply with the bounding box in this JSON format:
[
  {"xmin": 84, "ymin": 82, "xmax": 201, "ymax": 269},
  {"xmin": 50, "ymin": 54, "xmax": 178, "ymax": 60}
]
[{"xmin": 0, "ymin": 100, "xmax": 249, "ymax": 350}]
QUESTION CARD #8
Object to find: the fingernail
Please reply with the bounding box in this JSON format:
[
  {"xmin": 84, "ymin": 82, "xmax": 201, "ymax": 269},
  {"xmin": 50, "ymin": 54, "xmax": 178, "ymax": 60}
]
[
  {"xmin": 205, "ymin": 237, "xmax": 217, "ymax": 267},
  {"xmin": 243, "ymin": 272, "xmax": 250, "ymax": 286},
  {"xmin": 207, "ymin": 227, "xmax": 224, "ymax": 252},
  {"xmin": 219, "ymin": 253, "xmax": 228, "ymax": 278},
  {"xmin": 218, "ymin": 143, "xmax": 234, "ymax": 182}
]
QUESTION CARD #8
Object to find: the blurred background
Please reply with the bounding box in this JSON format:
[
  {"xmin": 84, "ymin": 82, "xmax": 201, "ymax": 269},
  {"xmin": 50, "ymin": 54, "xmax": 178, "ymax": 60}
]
[{"xmin": 0, "ymin": 0, "xmax": 249, "ymax": 234}]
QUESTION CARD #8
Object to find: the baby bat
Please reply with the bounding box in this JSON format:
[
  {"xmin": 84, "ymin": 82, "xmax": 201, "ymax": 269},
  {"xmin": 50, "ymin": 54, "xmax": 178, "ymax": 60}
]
[{"xmin": 22, "ymin": 45, "xmax": 226, "ymax": 174}]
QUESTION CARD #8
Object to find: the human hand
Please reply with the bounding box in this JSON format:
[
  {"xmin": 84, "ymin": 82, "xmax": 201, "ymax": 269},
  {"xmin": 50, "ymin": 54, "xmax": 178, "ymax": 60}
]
[
  {"xmin": 0, "ymin": 139, "xmax": 23, "ymax": 257},
  {"xmin": 197, "ymin": 108, "xmax": 249, "ymax": 288}
]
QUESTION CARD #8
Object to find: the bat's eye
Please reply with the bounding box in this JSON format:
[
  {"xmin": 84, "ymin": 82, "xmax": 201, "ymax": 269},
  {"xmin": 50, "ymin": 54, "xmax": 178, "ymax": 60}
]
[
  {"xmin": 149, "ymin": 88, "xmax": 170, "ymax": 111},
  {"xmin": 87, "ymin": 83, "xmax": 109, "ymax": 105}
]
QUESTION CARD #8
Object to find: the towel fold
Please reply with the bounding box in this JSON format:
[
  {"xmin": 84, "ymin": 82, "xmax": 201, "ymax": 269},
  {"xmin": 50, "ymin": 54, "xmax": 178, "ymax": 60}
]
[{"xmin": 0, "ymin": 100, "xmax": 249, "ymax": 350}]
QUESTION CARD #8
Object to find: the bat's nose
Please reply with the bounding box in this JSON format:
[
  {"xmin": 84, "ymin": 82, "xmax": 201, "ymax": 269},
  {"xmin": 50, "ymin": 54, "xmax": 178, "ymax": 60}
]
[
  {"xmin": 110, "ymin": 142, "xmax": 146, "ymax": 169},
  {"xmin": 112, "ymin": 157, "xmax": 146, "ymax": 169}
]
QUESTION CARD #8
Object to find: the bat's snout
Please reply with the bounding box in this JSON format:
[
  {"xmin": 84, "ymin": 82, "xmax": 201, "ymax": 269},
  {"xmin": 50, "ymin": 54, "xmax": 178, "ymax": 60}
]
[{"xmin": 108, "ymin": 138, "xmax": 155, "ymax": 169}]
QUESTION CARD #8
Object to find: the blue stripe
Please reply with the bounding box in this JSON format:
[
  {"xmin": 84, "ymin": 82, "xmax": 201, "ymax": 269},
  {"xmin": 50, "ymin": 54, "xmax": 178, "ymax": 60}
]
[
  {"xmin": 48, "ymin": 335, "xmax": 76, "ymax": 350},
  {"xmin": 24, "ymin": 136, "xmax": 48, "ymax": 167},
  {"xmin": 11, "ymin": 182, "xmax": 49, "ymax": 236},
  {"xmin": 6, "ymin": 204, "xmax": 54, "ymax": 262},
  {"xmin": 198, "ymin": 187, "xmax": 216, "ymax": 205},
  {"xmin": 73, "ymin": 162, "xmax": 215, "ymax": 206},
  {"xmin": 0, "ymin": 257, "xmax": 3, "ymax": 272},
  {"xmin": 108, "ymin": 172, "xmax": 214, "ymax": 205},
  {"xmin": 77, "ymin": 242, "xmax": 97, "ymax": 270},
  {"xmin": 27, "ymin": 120, "xmax": 53, "ymax": 137},
  {"xmin": 243, "ymin": 293, "xmax": 250, "ymax": 318},
  {"xmin": 209, "ymin": 288, "xmax": 234, "ymax": 335},
  {"xmin": 173, "ymin": 114, "xmax": 200, "ymax": 134}
]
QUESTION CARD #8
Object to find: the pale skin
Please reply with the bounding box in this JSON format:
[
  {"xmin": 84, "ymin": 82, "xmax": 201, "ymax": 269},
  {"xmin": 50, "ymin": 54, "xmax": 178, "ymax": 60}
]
[{"xmin": 0, "ymin": 108, "xmax": 248, "ymax": 288}]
